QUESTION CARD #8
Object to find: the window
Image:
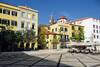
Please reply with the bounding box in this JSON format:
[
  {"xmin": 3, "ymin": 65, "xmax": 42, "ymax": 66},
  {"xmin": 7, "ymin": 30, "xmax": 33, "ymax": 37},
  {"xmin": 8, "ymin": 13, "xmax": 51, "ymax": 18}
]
[
  {"xmin": 65, "ymin": 28, "xmax": 67, "ymax": 32},
  {"xmin": 3, "ymin": 9, "xmax": 10, "ymax": 15},
  {"xmin": 2, "ymin": 19, "xmax": 7, "ymax": 24},
  {"xmin": 0, "ymin": 18, "xmax": 10, "ymax": 25},
  {"xmin": 93, "ymin": 25, "xmax": 95, "ymax": 28},
  {"xmin": 64, "ymin": 35, "xmax": 66, "ymax": 39},
  {"xmin": 0, "ymin": 8, "xmax": 2, "ymax": 13},
  {"xmin": 6, "ymin": 20, "xmax": 10, "ymax": 25},
  {"xmin": 21, "ymin": 22, "xmax": 24, "ymax": 28},
  {"xmin": 11, "ymin": 20, "xmax": 17, "ymax": 26},
  {"xmin": 96, "ymin": 25, "xmax": 98, "ymax": 29},
  {"xmin": 72, "ymin": 26, "xmax": 74, "ymax": 30},
  {"xmin": 60, "ymin": 27, "xmax": 63, "ymax": 31},
  {"xmin": 0, "ymin": 19, "xmax": 1, "ymax": 24},
  {"xmin": 93, "ymin": 30, "xmax": 95, "ymax": 33},
  {"xmin": 52, "ymin": 29, "xmax": 54, "ymax": 32},
  {"xmin": 78, "ymin": 27, "xmax": 81, "ymax": 30},
  {"xmin": 12, "ymin": 11, "xmax": 17, "ymax": 16},
  {"xmin": 97, "ymin": 30, "xmax": 98, "ymax": 33},
  {"xmin": 32, "ymin": 24, "xmax": 34, "ymax": 29},
  {"xmin": 97, "ymin": 35, "xmax": 99, "ymax": 39},
  {"xmin": 21, "ymin": 12, "xmax": 25, "ymax": 17},
  {"xmin": 72, "ymin": 33, "xmax": 75, "ymax": 37},
  {"xmin": 55, "ymin": 28, "xmax": 57, "ymax": 31},
  {"xmin": 15, "ymin": 21, "xmax": 17, "ymax": 26},
  {"xmin": 3, "ymin": 9, "xmax": 6, "ymax": 14},
  {"xmin": 66, "ymin": 35, "xmax": 69, "ymax": 41},
  {"xmin": 94, "ymin": 35, "xmax": 96, "ymax": 39},
  {"xmin": 7, "ymin": 20, "xmax": 10, "ymax": 25}
]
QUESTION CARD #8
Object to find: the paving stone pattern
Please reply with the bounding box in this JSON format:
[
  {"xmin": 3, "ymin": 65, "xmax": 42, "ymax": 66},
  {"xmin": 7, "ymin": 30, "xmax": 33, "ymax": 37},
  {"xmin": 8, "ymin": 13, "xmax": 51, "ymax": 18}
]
[{"xmin": 0, "ymin": 52, "xmax": 100, "ymax": 67}]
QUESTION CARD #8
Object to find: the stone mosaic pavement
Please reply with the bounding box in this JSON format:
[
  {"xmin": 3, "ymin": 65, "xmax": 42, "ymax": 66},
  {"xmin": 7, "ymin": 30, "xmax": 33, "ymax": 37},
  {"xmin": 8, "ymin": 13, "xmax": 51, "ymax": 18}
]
[{"xmin": 0, "ymin": 50, "xmax": 100, "ymax": 67}]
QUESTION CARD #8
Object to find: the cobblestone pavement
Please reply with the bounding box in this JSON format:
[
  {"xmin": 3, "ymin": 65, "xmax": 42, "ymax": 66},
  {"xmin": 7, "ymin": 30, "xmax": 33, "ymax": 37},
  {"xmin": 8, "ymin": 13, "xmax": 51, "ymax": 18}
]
[{"xmin": 0, "ymin": 50, "xmax": 100, "ymax": 67}]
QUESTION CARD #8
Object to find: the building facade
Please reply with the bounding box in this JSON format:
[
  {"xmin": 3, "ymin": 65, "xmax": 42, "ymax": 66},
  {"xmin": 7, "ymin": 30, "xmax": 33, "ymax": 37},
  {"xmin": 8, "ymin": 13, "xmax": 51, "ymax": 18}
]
[
  {"xmin": 0, "ymin": 3, "xmax": 19, "ymax": 30},
  {"xmin": 18, "ymin": 6, "xmax": 38, "ymax": 33},
  {"xmin": 0, "ymin": 2, "xmax": 38, "ymax": 51},
  {"xmin": 41, "ymin": 16, "xmax": 84, "ymax": 49},
  {"xmin": 0, "ymin": 3, "xmax": 38, "ymax": 32},
  {"xmin": 18, "ymin": 6, "xmax": 38, "ymax": 50},
  {"xmin": 73, "ymin": 18, "xmax": 100, "ymax": 43}
]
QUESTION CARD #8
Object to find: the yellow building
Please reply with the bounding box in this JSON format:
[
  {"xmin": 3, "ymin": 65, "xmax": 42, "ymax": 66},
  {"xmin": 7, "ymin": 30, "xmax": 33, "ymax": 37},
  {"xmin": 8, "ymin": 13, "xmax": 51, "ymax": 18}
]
[
  {"xmin": 0, "ymin": 2, "xmax": 38, "ymax": 50},
  {"xmin": 0, "ymin": 3, "xmax": 19, "ymax": 30},
  {"xmin": 38, "ymin": 25, "xmax": 59, "ymax": 49},
  {"xmin": 0, "ymin": 3, "xmax": 38, "ymax": 32},
  {"xmin": 45, "ymin": 16, "xmax": 84, "ymax": 49}
]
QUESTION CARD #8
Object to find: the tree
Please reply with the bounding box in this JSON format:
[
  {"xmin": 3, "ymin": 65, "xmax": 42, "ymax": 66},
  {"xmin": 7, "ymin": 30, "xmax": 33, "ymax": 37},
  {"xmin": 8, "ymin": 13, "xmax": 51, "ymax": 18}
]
[
  {"xmin": 52, "ymin": 35, "xmax": 59, "ymax": 44},
  {"xmin": 22, "ymin": 30, "xmax": 28, "ymax": 43},
  {"xmin": 0, "ymin": 28, "xmax": 37, "ymax": 51},
  {"xmin": 15, "ymin": 31, "xmax": 23, "ymax": 50},
  {"xmin": 70, "ymin": 27, "xmax": 84, "ymax": 42},
  {"xmin": 15, "ymin": 31, "xmax": 23, "ymax": 43},
  {"xmin": 51, "ymin": 35, "xmax": 60, "ymax": 49},
  {"xmin": 28, "ymin": 29, "xmax": 37, "ymax": 50},
  {"xmin": 79, "ymin": 27, "xmax": 84, "ymax": 41},
  {"xmin": 28, "ymin": 29, "xmax": 36, "ymax": 43},
  {"xmin": 0, "ymin": 30, "xmax": 17, "ymax": 51},
  {"xmin": 38, "ymin": 27, "xmax": 47, "ymax": 49}
]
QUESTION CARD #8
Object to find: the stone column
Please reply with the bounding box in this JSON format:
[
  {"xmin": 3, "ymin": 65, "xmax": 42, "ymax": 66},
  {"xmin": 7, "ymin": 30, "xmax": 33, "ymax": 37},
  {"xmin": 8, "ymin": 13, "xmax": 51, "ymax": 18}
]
[
  {"xmin": 34, "ymin": 42, "xmax": 38, "ymax": 50},
  {"xmin": 57, "ymin": 43, "xmax": 61, "ymax": 50},
  {"xmin": 24, "ymin": 42, "xmax": 26, "ymax": 49},
  {"xmin": 18, "ymin": 42, "xmax": 20, "ymax": 48},
  {"xmin": 30, "ymin": 42, "xmax": 32, "ymax": 48}
]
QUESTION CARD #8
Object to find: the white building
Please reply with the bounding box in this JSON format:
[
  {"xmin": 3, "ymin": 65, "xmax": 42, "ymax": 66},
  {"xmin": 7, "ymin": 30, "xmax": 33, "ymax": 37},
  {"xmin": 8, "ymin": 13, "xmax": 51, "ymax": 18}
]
[
  {"xmin": 18, "ymin": 6, "xmax": 38, "ymax": 36},
  {"xmin": 73, "ymin": 18, "xmax": 100, "ymax": 43}
]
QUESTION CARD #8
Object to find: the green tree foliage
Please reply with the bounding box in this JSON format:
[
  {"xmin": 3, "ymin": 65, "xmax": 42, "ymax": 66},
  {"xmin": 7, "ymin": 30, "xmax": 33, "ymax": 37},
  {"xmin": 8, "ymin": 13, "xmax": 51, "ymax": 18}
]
[
  {"xmin": 22, "ymin": 30, "xmax": 28, "ymax": 43},
  {"xmin": 0, "ymin": 30, "xmax": 17, "ymax": 51},
  {"xmin": 28, "ymin": 29, "xmax": 36, "ymax": 43},
  {"xmin": 0, "ymin": 29, "xmax": 36, "ymax": 51},
  {"xmin": 0, "ymin": 30, "xmax": 16, "ymax": 44},
  {"xmin": 70, "ymin": 33, "xmax": 84, "ymax": 42},
  {"xmin": 52, "ymin": 35, "xmax": 60, "ymax": 45},
  {"xmin": 38, "ymin": 27, "xmax": 47, "ymax": 49},
  {"xmin": 70, "ymin": 27, "xmax": 84, "ymax": 42},
  {"xmin": 79, "ymin": 27, "xmax": 84, "ymax": 41},
  {"xmin": 15, "ymin": 31, "xmax": 23, "ymax": 43},
  {"xmin": 22, "ymin": 30, "xmax": 36, "ymax": 43}
]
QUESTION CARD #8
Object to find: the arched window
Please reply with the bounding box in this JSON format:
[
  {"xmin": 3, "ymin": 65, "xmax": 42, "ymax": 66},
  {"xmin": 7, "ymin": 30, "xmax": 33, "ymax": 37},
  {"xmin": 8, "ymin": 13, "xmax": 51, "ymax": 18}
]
[{"xmin": 65, "ymin": 28, "xmax": 67, "ymax": 32}]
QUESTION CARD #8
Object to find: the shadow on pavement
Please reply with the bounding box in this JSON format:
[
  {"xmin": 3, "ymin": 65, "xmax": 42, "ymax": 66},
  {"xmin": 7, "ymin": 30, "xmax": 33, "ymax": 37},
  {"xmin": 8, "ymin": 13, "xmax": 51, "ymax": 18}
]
[
  {"xmin": 0, "ymin": 52, "xmax": 73, "ymax": 67},
  {"xmin": 91, "ymin": 64, "xmax": 100, "ymax": 67}
]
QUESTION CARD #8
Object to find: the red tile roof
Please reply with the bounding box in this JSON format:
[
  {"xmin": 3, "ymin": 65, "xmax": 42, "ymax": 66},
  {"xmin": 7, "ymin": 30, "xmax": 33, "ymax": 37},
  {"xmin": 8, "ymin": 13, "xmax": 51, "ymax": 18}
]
[{"xmin": 60, "ymin": 16, "xmax": 66, "ymax": 19}]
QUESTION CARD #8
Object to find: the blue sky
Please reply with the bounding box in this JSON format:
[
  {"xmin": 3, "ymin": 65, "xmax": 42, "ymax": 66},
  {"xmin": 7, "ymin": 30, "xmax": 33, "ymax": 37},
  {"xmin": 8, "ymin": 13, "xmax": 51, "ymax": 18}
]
[{"xmin": 0, "ymin": 0, "xmax": 100, "ymax": 24}]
